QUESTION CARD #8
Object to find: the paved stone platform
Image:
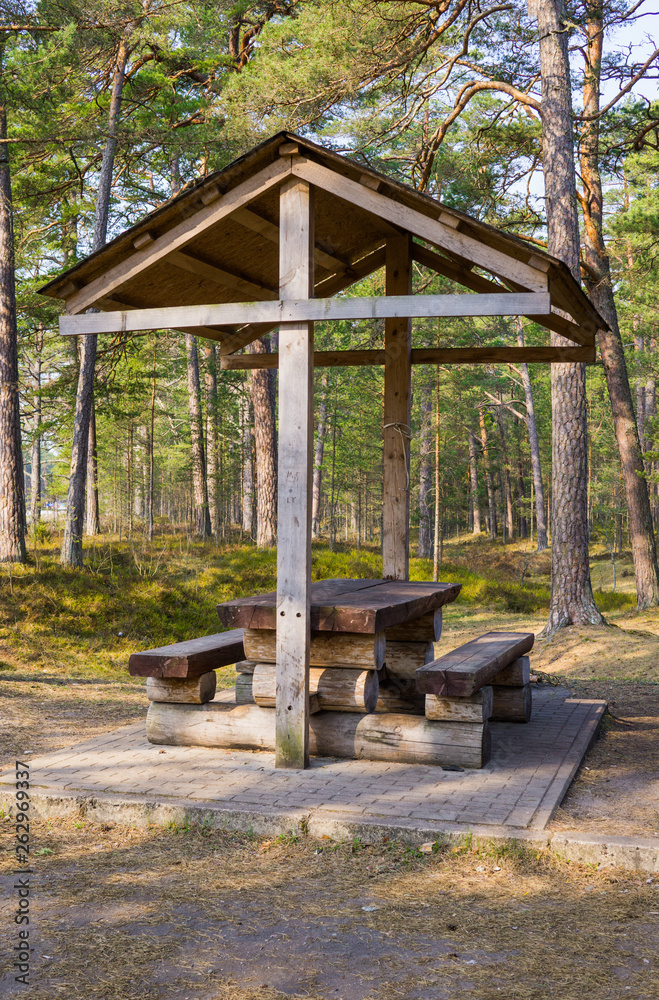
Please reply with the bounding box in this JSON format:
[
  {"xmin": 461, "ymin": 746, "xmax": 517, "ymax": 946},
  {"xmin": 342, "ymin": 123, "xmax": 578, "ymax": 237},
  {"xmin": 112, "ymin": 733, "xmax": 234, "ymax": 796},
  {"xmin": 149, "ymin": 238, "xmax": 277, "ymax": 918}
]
[{"xmin": 0, "ymin": 687, "xmax": 605, "ymax": 843}]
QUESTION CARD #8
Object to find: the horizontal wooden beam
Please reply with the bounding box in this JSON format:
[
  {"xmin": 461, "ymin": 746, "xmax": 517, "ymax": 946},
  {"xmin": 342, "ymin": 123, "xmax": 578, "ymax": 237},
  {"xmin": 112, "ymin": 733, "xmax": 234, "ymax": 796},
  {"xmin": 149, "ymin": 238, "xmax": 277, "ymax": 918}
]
[
  {"xmin": 411, "ymin": 242, "xmax": 591, "ymax": 346},
  {"xmin": 221, "ymin": 345, "xmax": 596, "ymax": 369},
  {"xmin": 59, "ymin": 292, "xmax": 551, "ymax": 337}
]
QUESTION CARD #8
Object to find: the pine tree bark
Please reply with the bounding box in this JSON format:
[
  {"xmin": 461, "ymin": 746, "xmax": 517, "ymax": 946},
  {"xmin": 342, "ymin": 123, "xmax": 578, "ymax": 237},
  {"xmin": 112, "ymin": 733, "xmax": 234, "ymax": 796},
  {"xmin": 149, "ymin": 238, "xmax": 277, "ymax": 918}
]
[
  {"xmin": 479, "ymin": 408, "xmax": 497, "ymax": 539},
  {"xmin": 0, "ymin": 81, "xmax": 25, "ymax": 562},
  {"xmin": 85, "ymin": 403, "xmax": 100, "ymax": 535},
  {"xmin": 579, "ymin": 0, "xmax": 659, "ymax": 608},
  {"xmin": 312, "ymin": 371, "xmax": 328, "ymax": 538},
  {"xmin": 418, "ymin": 382, "xmax": 433, "ymax": 557},
  {"xmin": 495, "ymin": 395, "xmax": 515, "ymax": 540},
  {"xmin": 248, "ymin": 337, "xmax": 277, "ymax": 547},
  {"xmin": 240, "ymin": 393, "xmax": 254, "ymax": 537},
  {"xmin": 204, "ymin": 344, "xmax": 220, "ymax": 539},
  {"xmin": 147, "ymin": 343, "xmax": 156, "ymax": 542},
  {"xmin": 185, "ymin": 333, "xmax": 211, "ymax": 537},
  {"xmin": 61, "ymin": 36, "xmax": 128, "ymax": 566},
  {"xmin": 517, "ymin": 325, "xmax": 548, "ymax": 550},
  {"xmin": 29, "ymin": 325, "xmax": 43, "ymax": 528},
  {"xmin": 536, "ymin": 0, "xmax": 603, "ymax": 632},
  {"xmin": 467, "ymin": 429, "xmax": 481, "ymax": 534}
]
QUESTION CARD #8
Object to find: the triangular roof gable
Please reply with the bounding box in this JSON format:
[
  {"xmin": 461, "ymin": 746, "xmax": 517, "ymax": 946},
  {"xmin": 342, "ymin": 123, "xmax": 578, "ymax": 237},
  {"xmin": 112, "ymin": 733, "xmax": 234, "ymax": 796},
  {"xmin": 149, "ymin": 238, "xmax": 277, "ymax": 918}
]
[{"xmin": 40, "ymin": 131, "xmax": 604, "ymax": 343}]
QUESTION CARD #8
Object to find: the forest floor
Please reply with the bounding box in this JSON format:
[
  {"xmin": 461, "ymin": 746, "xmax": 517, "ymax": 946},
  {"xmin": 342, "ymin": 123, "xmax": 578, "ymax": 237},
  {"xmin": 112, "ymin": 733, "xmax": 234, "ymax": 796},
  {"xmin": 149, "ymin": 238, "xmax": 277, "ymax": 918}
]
[{"xmin": 0, "ymin": 532, "xmax": 657, "ymax": 998}]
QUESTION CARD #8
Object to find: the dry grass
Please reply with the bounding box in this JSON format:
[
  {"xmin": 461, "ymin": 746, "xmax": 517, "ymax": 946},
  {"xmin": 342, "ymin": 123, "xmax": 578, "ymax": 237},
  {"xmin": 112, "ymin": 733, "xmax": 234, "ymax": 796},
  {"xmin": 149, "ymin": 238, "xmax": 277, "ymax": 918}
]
[{"xmin": 1, "ymin": 816, "xmax": 657, "ymax": 999}]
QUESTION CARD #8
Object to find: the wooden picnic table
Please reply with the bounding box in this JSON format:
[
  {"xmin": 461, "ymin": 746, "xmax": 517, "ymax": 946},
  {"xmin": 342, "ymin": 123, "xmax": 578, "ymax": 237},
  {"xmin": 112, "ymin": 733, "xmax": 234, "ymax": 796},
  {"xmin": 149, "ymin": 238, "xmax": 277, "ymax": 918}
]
[{"xmin": 216, "ymin": 578, "xmax": 461, "ymax": 634}]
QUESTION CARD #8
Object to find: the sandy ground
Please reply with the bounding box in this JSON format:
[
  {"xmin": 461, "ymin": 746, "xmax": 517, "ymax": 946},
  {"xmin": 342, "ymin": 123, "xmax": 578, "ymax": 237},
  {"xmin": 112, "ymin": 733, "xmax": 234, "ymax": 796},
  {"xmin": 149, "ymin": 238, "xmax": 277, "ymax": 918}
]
[{"xmin": 1, "ymin": 817, "xmax": 658, "ymax": 1000}]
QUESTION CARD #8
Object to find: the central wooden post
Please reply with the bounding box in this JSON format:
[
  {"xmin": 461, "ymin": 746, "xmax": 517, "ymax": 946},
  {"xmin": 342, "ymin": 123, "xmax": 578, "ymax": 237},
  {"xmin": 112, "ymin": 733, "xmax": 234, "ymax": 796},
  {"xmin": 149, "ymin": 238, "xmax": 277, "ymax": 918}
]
[
  {"xmin": 383, "ymin": 233, "xmax": 413, "ymax": 580},
  {"xmin": 275, "ymin": 176, "xmax": 314, "ymax": 768}
]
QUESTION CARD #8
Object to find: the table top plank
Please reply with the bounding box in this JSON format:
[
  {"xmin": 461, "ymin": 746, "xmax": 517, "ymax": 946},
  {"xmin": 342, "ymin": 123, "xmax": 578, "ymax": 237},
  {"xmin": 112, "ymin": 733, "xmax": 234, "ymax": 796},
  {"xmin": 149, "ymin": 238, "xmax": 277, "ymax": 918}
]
[{"xmin": 217, "ymin": 579, "xmax": 461, "ymax": 633}]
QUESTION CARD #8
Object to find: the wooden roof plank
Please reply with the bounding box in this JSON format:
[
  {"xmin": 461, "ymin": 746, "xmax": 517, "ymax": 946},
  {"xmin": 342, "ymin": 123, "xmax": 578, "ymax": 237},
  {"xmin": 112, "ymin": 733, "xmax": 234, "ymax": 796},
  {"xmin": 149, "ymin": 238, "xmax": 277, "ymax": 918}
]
[
  {"xmin": 63, "ymin": 157, "xmax": 293, "ymax": 315},
  {"xmin": 291, "ymin": 157, "xmax": 550, "ymax": 294},
  {"xmin": 217, "ymin": 245, "xmax": 386, "ymax": 358},
  {"xmin": 168, "ymin": 250, "xmax": 277, "ymax": 301}
]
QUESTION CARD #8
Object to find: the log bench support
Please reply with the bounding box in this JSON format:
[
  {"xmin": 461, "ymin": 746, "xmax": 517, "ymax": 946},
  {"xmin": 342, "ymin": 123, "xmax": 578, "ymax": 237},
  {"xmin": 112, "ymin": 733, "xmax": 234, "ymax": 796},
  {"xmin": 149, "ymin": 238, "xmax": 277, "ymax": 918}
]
[{"xmin": 146, "ymin": 701, "xmax": 490, "ymax": 768}]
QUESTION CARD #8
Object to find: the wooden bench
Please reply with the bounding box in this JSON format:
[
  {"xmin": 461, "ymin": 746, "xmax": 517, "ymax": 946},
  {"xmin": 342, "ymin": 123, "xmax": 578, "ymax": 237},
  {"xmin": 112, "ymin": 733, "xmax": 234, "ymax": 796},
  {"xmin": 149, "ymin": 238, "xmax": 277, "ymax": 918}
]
[
  {"xmin": 415, "ymin": 631, "xmax": 534, "ymax": 697},
  {"xmin": 129, "ymin": 630, "xmax": 245, "ymax": 679}
]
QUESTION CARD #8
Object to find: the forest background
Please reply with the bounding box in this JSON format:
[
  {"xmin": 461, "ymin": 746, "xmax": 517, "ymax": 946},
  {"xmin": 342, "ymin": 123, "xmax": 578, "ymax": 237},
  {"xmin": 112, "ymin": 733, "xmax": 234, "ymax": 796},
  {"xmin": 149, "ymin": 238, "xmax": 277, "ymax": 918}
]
[{"xmin": 1, "ymin": 0, "xmax": 659, "ymax": 635}]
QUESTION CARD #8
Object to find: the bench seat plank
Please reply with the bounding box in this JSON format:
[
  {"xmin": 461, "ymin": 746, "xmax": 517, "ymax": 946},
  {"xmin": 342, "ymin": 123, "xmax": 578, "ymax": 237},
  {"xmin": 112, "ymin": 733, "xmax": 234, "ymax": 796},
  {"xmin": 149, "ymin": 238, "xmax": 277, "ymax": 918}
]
[
  {"xmin": 129, "ymin": 629, "xmax": 245, "ymax": 679},
  {"xmin": 415, "ymin": 631, "xmax": 534, "ymax": 697}
]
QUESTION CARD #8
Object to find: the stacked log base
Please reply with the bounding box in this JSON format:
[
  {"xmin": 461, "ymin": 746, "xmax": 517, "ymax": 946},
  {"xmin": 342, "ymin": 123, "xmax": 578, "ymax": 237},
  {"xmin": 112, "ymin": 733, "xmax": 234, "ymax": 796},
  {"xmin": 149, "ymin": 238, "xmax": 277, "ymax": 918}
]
[
  {"xmin": 425, "ymin": 686, "xmax": 493, "ymax": 723},
  {"xmin": 146, "ymin": 672, "xmax": 216, "ymax": 704},
  {"xmin": 385, "ymin": 610, "xmax": 442, "ymax": 643},
  {"xmin": 243, "ymin": 628, "xmax": 386, "ymax": 670},
  {"xmin": 491, "ymin": 683, "xmax": 532, "ymax": 723},
  {"xmin": 146, "ymin": 701, "xmax": 490, "ymax": 768},
  {"xmin": 251, "ymin": 663, "xmax": 379, "ymax": 713},
  {"xmin": 235, "ymin": 672, "xmax": 255, "ymax": 705},
  {"xmin": 375, "ymin": 670, "xmax": 424, "ymax": 714},
  {"xmin": 383, "ymin": 640, "xmax": 434, "ymax": 680}
]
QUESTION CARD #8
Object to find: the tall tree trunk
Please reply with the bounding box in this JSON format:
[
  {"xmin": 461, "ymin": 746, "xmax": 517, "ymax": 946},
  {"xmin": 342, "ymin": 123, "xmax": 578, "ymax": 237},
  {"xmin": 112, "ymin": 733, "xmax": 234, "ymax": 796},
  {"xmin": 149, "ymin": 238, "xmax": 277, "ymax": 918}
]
[
  {"xmin": 0, "ymin": 66, "xmax": 26, "ymax": 563},
  {"xmin": 514, "ymin": 417, "xmax": 528, "ymax": 538},
  {"xmin": 204, "ymin": 344, "xmax": 220, "ymax": 539},
  {"xmin": 185, "ymin": 333, "xmax": 211, "ymax": 538},
  {"xmin": 432, "ymin": 364, "xmax": 441, "ymax": 580},
  {"xmin": 467, "ymin": 428, "xmax": 481, "ymax": 534},
  {"xmin": 61, "ymin": 36, "xmax": 128, "ymax": 566},
  {"xmin": 579, "ymin": 0, "xmax": 659, "ymax": 608},
  {"xmin": 312, "ymin": 371, "xmax": 328, "ymax": 538},
  {"xmin": 418, "ymin": 381, "xmax": 432, "ymax": 557},
  {"xmin": 240, "ymin": 392, "xmax": 254, "ymax": 537},
  {"xmin": 85, "ymin": 404, "xmax": 100, "ymax": 535},
  {"xmin": 495, "ymin": 395, "xmax": 514, "ymax": 540},
  {"xmin": 516, "ymin": 325, "xmax": 548, "ymax": 550},
  {"xmin": 634, "ymin": 326, "xmax": 645, "ymax": 449},
  {"xmin": 248, "ymin": 338, "xmax": 277, "ymax": 547},
  {"xmin": 536, "ymin": 0, "xmax": 603, "ymax": 632},
  {"xmin": 479, "ymin": 408, "xmax": 497, "ymax": 539},
  {"xmin": 30, "ymin": 324, "xmax": 43, "ymax": 528},
  {"xmin": 147, "ymin": 341, "xmax": 156, "ymax": 542}
]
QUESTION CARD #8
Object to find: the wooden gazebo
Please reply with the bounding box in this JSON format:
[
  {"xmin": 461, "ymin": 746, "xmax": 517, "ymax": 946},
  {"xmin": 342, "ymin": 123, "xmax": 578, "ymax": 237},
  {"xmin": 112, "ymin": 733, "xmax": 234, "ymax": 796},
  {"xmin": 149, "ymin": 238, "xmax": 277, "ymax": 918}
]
[{"xmin": 42, "ymin": 132, "xmax": 604, "ymax": 770}]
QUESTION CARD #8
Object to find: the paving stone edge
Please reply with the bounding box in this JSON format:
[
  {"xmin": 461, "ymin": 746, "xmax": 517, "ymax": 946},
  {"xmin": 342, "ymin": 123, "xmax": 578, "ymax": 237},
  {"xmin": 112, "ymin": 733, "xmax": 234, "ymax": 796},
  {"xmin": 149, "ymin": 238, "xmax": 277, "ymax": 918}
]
[{"xmin": 3, "ymin": 787, "xmax": 657, "ymax": 874}]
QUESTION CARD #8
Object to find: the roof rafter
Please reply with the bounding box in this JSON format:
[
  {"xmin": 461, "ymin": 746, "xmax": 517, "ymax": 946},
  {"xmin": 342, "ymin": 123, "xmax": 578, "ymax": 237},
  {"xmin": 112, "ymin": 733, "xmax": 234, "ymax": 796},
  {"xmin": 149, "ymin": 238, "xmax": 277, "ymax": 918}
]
[{"xmin": 61, "ymin": 157, "xmax": 293, "ymax": 315}]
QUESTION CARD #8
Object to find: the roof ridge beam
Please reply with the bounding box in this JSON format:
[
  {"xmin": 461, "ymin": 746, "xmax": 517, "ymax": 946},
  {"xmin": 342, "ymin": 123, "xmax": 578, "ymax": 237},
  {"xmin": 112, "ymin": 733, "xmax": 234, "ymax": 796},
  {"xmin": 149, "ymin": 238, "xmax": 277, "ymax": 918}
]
[{"xmin": 62, "ymin": 157, "xmax": 294, "ymax": 315}]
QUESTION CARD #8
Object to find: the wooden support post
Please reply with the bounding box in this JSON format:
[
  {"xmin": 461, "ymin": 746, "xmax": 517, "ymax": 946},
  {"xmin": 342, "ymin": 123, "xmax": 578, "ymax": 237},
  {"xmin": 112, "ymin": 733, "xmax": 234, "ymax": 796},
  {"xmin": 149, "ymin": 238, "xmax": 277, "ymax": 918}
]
[
  {"xmin": 275, "ymin": 176, "xmax": 314, "ymax": 768},
  {"xmin": 383, "ymin": 234, "xmax": 413, "ymax": 580}
]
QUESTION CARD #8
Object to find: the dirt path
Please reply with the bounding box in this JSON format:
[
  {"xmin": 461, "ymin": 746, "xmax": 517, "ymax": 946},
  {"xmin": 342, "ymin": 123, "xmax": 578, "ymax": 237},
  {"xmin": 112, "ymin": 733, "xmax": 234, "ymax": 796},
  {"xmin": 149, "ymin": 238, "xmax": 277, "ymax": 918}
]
[{"xmin": 1, "ymin": 818, "xmax": 657, "ymax": 1000}]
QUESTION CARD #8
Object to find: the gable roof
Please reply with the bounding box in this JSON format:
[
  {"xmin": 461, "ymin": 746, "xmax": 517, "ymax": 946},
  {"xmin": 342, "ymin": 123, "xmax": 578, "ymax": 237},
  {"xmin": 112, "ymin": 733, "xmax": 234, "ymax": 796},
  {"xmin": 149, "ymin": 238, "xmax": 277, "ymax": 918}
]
[{"xmin": 40, "ymin": 130, "xmax": 605, "ymax": 348}]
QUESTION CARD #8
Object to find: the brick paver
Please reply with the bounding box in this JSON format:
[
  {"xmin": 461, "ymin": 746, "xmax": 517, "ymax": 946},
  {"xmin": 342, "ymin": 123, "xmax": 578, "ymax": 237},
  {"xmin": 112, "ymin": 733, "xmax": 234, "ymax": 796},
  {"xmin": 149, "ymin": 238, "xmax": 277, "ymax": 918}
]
[{"xmin": 0, "ymin": 687, "xmax": 605, "ymax": 834}]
